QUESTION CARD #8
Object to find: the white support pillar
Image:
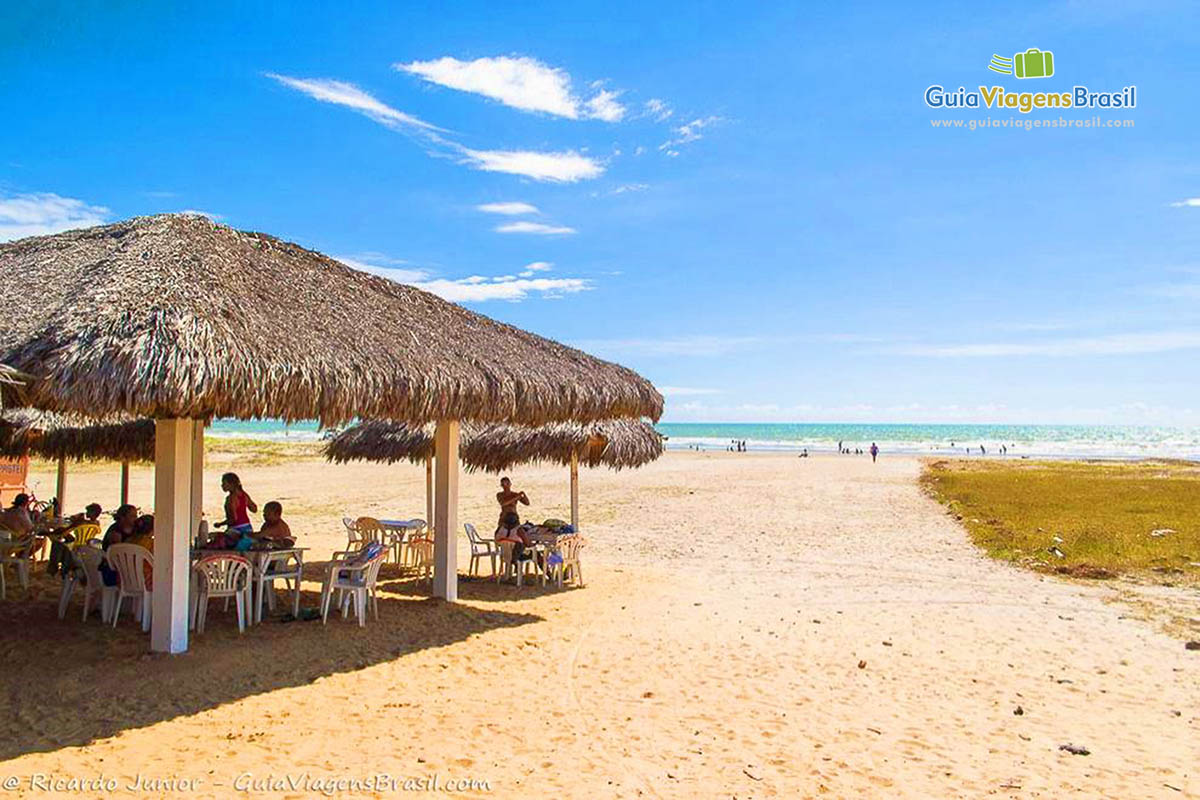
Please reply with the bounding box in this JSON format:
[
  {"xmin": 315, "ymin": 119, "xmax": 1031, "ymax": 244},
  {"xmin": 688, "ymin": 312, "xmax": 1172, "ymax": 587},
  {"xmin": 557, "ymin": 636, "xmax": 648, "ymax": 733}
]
[
  {"xmin": 432, "ymin": 420, "xmax": 459, "ymax": 601},
  {"xmin": 55, "ymin": 456, "xmax": 67, "ymax": 516},
  {"xmin": 152, "ymin": 418, "xmax": 196, "ymax": 654},
  {"xmin": 425, "ymin": 454, "xmax": 434, "ymax": 528},
  {"xmin": 119, "ymin": 461, "xmax": 130, "ymax": 506},
  {"xmin": 189, "ymin": 422, "xmax": 204, "ymax": 540},
  {"xmin": 569, "ymin": 452, "xmax": 580, "ymax": 531}
]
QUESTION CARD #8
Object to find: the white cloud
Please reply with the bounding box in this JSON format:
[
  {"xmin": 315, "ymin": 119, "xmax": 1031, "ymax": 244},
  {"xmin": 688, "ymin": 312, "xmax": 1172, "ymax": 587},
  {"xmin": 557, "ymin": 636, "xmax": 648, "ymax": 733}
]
[
  {"xmin": 336, "ymin": 256, "xmax": 432, "ymax": 284},
  {"xmin": 657, "ymin": 386, "xmax": 721, "ymax": 397},
  {"xmin": 458, "ymin": 147, "xmax": 604, "ymax": 182},
  {"xmin": 584, "ymin": 89, "xmax": 626, "ymax": 122},
  {"xmin": 178, "ymin": 209, "xmax": 223, "ymax": 220},
  {"xmin": 414, "ymin": 276, "xmax": 590, "ymax": 302},
  {"xmin": 266, "ymin": 73, "xmax": 439, "ymax": 132},
  {"xmin": 476, "ymin": 201, "xmax": 539, "ymax": 215},
  {"xmin": 396, "ymin": 55, "xmax": 626, "ymax": 121},
  {"xmin": 1169, "ymin": 198, "xmax": 1200, "ymax": 207},
  {"xmin": 660, "ymin": 116, "xmax": 722, "ymax": 155},
  {"xmin": 494, "ymin": 221, "xmax": 576, "ymax": 235},
  {"xmin": 644, "ymin": 98, "xmax": 673, "ymax": 121},
  {"xmin": 0, "ymin": 192, "xmax": 109, "ymax": 241},
  {"xmin": 607, "ymin": 183, "xmax": 650, "ymax": 196},
  {"xmin": 339, "ymin": 255, "xmax": 587, "ymax": 302},
  {"xmin": 889, "ymin": 330, "xmax": 1200, "ymax": 357}
]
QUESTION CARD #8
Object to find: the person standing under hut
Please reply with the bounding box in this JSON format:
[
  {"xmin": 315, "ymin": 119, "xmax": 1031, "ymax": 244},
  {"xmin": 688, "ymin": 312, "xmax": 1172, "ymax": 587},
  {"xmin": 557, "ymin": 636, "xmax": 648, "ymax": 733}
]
[
  {"xmin": 496, "ymin": 476, "xmax": 530, "ymax": 527},
  {"xmin": 215, "ymin": 472, "xmax": 258, "ymax": 542}
]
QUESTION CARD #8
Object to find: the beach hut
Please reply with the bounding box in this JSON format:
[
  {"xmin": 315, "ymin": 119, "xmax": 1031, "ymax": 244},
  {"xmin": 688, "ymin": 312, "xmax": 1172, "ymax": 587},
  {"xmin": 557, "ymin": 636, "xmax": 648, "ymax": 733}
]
[
  {"xmin": 0, "ymin": 411, "xmax": 155, "ymax": 507},
  {"xmin": 324, "ymin": 419, "xmax": 665, "ymax": 531},
  {"xmin": 0, "ymin": 214, "xmax": 661, "ymax": 653}
]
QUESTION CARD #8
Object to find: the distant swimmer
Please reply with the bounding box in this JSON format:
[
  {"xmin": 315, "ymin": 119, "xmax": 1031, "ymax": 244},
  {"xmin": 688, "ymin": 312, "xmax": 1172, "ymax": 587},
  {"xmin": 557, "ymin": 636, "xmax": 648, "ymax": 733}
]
[
  {"xmin": 980, "ymin": 445, "xmax": 986, "ymax": 455},
  {"xmin": 870, "ymin": 442, "xmax": 879, "ymax": 463}
]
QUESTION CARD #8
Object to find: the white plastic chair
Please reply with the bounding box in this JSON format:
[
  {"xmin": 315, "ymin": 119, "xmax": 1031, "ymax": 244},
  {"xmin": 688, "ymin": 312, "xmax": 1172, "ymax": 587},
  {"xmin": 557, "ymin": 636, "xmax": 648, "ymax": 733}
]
[
  {"xmin": 545, "ymin": 534, "xmax": 586, "ymax": 588},
  {"xmin": 342, "ymin": 517, "xmax": 362, "ymax": 551},
  {"xmin": 464, "ymin": 523, "xmax": 498, "ymax": 578},
  {"xmin": 107, "ymin": 543, "xmax": 153, "ymax": 631},
  {"xmin": 254, "ymin": 549, "xmax": 303, "ymax": 622},
  {"xmin": 57, "ymin": 542, "xmax": 116, "ymax": 621},
  {"xmin": 0, "ymin": 535, "xmax": 38, "ymax": 599},
  {"xmin": 192, "ymin": 554, "xmax": 252, "ymax": 633},
  {"xmin": 320, "ymin": 549, "xmax": 386, "ymax": 626},
  {"xmin": 496, "ymin": 539, "xmax": 540, "ymax": 587},
  {"xmin": 398, "ymin": 519, "xmax": 427, "ymax": 566},
  {"xmin": 407, "ymin": 534, "xmax": 434, "ymax": 584}
]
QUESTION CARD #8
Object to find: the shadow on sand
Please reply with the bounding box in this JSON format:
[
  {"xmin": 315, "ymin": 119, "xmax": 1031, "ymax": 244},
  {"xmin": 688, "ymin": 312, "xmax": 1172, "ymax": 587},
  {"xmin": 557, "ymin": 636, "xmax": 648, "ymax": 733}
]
[{"xmin": 0, "ymin": 559, "xmax": 543, "ymax": 761}]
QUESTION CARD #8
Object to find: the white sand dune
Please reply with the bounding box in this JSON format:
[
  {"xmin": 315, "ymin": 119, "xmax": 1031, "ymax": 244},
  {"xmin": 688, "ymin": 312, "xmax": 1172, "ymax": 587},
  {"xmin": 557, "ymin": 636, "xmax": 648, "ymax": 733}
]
[{"xmin": 2, "ymin": 451, "xmax": 1195, "ymax": 798}]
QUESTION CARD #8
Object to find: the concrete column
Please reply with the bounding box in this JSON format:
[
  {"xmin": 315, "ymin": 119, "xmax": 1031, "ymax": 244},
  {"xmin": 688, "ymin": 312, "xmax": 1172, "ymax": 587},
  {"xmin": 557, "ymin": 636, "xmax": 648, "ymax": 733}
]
[
  {"xmin": 119, "ymin": 461, "xmax": 130, "ymax": 506},
  {"xmin": 432, "ymin": 420, "xmax": 459, "ymax": 601},
  {"xmin": 189, "ymin": 422, "xmax": 204, "ymax": 540},
  {"xmin": 55, "ymin": 456, "xmax": 67, "ymax": 516},
  {"xmin": 570, "ymin": 451, "xmax": 580, "ymax": 531},
  {"xmin": 425, "ymin": 454, "xmax": 434, "ymax": 528},
  {"xmin": 151, "ymin": 418, "xmax": 195, "ymax": 654}
]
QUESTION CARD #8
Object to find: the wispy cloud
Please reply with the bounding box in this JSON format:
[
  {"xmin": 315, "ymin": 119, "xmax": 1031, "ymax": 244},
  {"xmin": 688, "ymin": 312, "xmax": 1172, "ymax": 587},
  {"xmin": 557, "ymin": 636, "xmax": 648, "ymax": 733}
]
[
  {"xmin": 657, "ymin": 386, "xmax": 721, "ymax": 397},
  {"xmin": 457, "ymin": 147, "xmax": 604, "ymax": 182},
  {"xmin": 416, "ymin": 275, "xmax": 590, "ymax": 302},
  {"xmin": 476, "ymin": 201, "xmax": 538, "ymax": 215},
  {"xmin": 604, "ymin": 183, "xmax": 650, "ymax": 196},
  {"xmin": 518, "ymin": 261, "xmax": 553, "ymax": 277},
  {"xmin": 1169, "ymin": 198, "xmax": 1200, "ymax": 207},
  {"xmin": 339, "ymin": 255, "xmax": 588, "ymax": 303},
  {"xmin": 494, "ymin": 221, "xmax": 576, "ymax": 235},
  {"xmin": 266, "ymin": 73, "xmax": 439, "ymax": 132},
  {"xmin": 889, "ymin": 330, "xmax": 1200, "ymax": 357},
  {"xmin": 0, "ymin": 191, "xmax": 109, "ymax": 241},
  {"xmin": 660, "ymin": 116, "xmax": 722, "ymax": 156},
  {"xmin": 644, "ymin": 98, "xmax": 673, "ymax": 121},
  {"xmin": 396, "ymin": 55, "xmax": 626, "ymax": 121},
  {"xmin": 269, "ymin": 72, "xmax": 607, "ymax": 182}
]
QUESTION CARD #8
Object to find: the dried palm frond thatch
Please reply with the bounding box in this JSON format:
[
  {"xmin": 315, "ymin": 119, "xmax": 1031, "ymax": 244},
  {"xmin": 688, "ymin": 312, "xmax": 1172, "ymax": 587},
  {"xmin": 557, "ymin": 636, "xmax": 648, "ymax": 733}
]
[
  {"xmin": 324, "ymin": 418, "xmax": 664, "ymax": 472},
  {"xmin": 0, "ymin": 215, "xmax": 662, "ymax": 426},
  {"xmin": 0, "ymin": 410, "xmax": 155, "ymax": 463}
]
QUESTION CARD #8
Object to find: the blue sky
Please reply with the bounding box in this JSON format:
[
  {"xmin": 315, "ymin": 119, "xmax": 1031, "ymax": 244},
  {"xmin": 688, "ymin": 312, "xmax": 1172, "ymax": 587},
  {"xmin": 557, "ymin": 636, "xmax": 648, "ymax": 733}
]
[{"xmin": 3, "ymin": 1, "xmax": 1199, "ymax": 425}]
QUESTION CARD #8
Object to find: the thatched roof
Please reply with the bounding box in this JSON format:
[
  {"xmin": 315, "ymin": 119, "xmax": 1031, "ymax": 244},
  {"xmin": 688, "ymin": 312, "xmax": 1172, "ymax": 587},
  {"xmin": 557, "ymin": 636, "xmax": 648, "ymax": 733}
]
[
  {"xmin": 325, "ymin": 419, "xmax": 664, "ymax": 472},
  {"xmin": 0, "ymin": 214, "xmax": 662, "ymax": 426},
  {"xmin": 0, "ymin": 411, "xmax": 155, "ymax": 463}
]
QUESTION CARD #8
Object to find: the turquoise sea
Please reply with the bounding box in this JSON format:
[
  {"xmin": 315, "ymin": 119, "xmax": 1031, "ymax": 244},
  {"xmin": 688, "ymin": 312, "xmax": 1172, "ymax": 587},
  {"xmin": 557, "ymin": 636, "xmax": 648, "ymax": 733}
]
[{"xmin": 206, "ymin": 419, "xmax": 1200, "ymax": 461}]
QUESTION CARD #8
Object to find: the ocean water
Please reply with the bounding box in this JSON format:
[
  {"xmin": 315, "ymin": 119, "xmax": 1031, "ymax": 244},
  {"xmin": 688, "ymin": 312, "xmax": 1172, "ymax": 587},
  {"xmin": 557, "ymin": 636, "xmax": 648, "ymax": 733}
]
[
  {"xmin": 206, "ymin": 419, "xmax": 1200, "ymax": 461},
  {"xmin": 656, "ymin": 423, "xmax": 1200, "ymax": 460}
]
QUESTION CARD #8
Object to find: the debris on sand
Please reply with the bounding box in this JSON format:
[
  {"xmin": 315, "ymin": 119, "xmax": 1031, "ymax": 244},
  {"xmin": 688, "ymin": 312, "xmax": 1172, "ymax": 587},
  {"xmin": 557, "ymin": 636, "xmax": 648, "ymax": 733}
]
[
  {"xmin": 1013, "ymin": 706, "xmax": 1024, "ymax": 716},
  {"xmin": 1054, "ymin": 564, "xmax": 1115, "ymax": 580},
  {"xmin": 1185, "ymin": 641, "xmax": 1200, "ymax": 651},
  {"xmin": 1059, "ymin": 743, "xmax": 1090, "ymax": 756},
  {"xmin": 857, "ymin": 660, "xmax": 867, "ymax": 669},
  {"xmin": 1150, "ymin": 528, "xmax": 1176, "ymax": 537}
]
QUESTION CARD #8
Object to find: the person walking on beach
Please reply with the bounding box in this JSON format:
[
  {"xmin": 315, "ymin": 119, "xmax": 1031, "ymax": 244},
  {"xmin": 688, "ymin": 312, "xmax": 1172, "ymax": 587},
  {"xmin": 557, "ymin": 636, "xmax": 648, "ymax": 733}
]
[{"xmin": 870, "ymin": 442, "xmax": 879, "ymax": 463}]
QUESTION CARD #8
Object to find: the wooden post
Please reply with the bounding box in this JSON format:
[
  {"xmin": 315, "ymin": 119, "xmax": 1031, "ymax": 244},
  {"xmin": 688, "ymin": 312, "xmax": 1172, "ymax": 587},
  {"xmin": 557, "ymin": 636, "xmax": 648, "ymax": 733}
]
[
  {"xmin": 189, "ymin": 422, "xmax": 204, "ymax": 542},
  {"xmin": 55, "ymin": 456, "xmax": 67, "ymax": 516},
  {"xmin": 151, "ymin": 418, "xmax": 195, "ymax": 654},
  {"xmin": 425, "ymin": 454, "xmax": 434, "ymax": 528},
  {"xmin": 119, "ymin": 461, "xmax": 130, "ymax": 506},
  {"xmin": 432, "ymin": 420, "xmax": 459, "ymax": 601},
  {"xmin": 570, "ymin": 451, "xmax": 580, "ymax": 531}
]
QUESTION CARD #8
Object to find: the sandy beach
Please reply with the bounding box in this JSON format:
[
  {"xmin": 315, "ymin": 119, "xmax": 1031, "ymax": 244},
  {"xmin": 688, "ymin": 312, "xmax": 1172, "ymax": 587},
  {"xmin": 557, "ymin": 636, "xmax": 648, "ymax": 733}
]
[{"xmin": 2, "ymin": 450, "xmax": 1196, "ymax": 799}]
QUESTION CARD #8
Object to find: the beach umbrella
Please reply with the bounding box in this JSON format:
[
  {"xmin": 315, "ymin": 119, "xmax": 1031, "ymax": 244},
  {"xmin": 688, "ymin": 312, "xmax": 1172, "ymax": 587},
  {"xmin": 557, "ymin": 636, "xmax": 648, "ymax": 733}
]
[
  {"xmin": 325, "ymin": 419, "xmax": 665, "ymax": 531},
  {"xmin": 0, "ymin": 411, "xmax": 155, "ymax": 509},
  {"xmin": 0, "ymin": 214, "xmax": 661, "ymax": 653}
]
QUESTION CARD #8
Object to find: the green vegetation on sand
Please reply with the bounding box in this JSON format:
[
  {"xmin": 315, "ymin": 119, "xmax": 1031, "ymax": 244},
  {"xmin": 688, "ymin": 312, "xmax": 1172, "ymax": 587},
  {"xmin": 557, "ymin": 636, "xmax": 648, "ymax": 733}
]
[{"xmin": 921, "ymin": 459, "xmax": 1200, "ymax": 585}]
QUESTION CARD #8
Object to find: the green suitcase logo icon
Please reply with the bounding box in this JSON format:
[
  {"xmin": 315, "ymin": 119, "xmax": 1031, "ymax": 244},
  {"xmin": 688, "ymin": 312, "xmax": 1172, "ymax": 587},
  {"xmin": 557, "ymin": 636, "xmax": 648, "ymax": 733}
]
[{"xmin": 1013, "ymin": 48, "xmax": 1054, "ymax": 79}]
